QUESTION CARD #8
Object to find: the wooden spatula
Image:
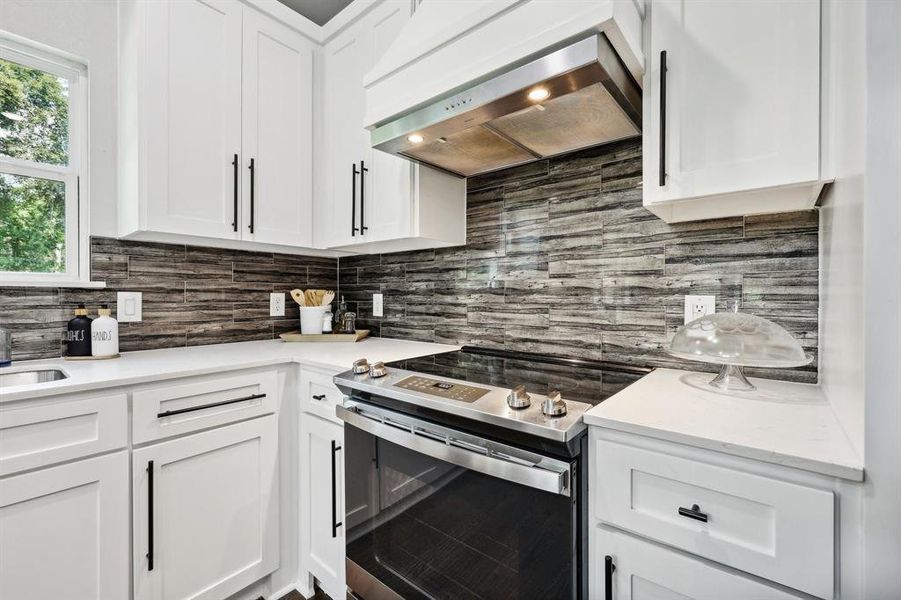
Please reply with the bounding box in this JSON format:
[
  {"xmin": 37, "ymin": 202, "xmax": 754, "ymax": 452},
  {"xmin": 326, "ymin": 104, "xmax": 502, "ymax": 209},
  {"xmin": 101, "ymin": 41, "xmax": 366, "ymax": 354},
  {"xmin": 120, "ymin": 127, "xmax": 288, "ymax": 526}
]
[{"xmin": 290, "ymin": 289, "xmax": 305, "ymax": 306}]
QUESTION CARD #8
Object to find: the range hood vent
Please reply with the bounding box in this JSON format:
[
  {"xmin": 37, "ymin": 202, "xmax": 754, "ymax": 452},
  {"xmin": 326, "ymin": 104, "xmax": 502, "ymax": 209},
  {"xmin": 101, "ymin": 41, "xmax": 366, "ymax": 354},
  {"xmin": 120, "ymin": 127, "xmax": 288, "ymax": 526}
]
[{"xmin": 370, "ymin": 34, "xmax": 641, "ymax": 178}]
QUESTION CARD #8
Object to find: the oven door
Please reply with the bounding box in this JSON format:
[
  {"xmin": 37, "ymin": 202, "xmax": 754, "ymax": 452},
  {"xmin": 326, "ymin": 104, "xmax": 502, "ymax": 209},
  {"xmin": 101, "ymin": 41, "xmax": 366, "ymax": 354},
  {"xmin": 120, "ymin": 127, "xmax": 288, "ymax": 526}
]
[{"xmin": 337, "ymin": 401, "xmax": 578, "ymax": 600}]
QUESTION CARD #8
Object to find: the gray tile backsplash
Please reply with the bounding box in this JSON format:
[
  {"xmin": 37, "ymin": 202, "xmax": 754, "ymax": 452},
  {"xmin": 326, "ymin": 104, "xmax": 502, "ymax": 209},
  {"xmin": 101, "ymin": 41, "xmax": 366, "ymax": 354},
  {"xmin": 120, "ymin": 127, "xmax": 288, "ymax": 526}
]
[
  {"xmin": 0, "ymin": 238, "xmax": 336, "ymax": 360},
  {"xmin": 0, "ymin": 138, "xmax": 818, "ymax": 382},
  {"xmin": 339, "ymin": 138, "xmax": 819, "ymax": 383}
]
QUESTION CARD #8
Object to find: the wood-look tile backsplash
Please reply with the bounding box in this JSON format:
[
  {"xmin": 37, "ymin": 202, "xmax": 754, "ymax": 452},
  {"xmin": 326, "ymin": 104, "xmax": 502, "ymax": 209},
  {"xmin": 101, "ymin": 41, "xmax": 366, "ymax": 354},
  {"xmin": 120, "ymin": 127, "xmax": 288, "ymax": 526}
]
[
  {"xmin": 339, "ymin": 139, "xmax": 819, "ymax": 383},
  {"xmin": 0, "ymin": 238, "xmax": 336, "ymax": 360}
]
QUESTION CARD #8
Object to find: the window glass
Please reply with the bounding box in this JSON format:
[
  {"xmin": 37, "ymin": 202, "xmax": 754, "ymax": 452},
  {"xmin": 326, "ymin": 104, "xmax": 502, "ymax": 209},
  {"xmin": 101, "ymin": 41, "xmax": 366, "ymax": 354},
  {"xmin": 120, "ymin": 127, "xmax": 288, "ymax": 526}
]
[
  {"xmin": 0, "ymin": 57, "xmax": 70, "ymax": 166},
  {"xmin": 0, "ymin": 173, "xmax": 66, "ymax": 273}
]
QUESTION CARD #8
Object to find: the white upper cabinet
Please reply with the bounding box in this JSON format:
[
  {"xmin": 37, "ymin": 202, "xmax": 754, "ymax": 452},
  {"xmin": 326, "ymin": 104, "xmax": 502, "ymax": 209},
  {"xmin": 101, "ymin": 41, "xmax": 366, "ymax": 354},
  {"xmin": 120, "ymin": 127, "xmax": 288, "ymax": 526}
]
[
  {"xmin": 315, "ymin": 0, "xmax": 466, "ymax": 252},
  {"xmin": 141, "ymin": 0, "xmax": 243, "ymax": 239},
  {"xmin": 242, "ymin": 9, "xmax": 314, "ymax": 247},
  {"xmin": 643, "ymin": 0, "xmax": 825, "ymax": 222},
  {"xmin": 119, "ymin": 0, "xmax": 314, "ymax": 250}
]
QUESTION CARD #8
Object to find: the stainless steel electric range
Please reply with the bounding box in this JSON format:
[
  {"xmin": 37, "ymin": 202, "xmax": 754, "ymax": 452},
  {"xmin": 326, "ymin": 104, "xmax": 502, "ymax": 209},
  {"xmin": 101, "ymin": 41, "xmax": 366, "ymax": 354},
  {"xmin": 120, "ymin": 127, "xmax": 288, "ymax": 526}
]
[{"xmin": 333, "ymin": 346, "xmax": 649, "ymax": 600}]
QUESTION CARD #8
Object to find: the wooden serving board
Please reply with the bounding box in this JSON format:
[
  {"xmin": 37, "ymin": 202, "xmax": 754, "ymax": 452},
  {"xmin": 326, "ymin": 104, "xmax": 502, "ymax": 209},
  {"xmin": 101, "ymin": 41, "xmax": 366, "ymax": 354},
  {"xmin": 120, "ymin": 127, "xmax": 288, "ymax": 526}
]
[
  {"xmin": 64, "ymin": 353, "xmax": 121, "ymax": 361},
  {"xmin": 279, "ymin": 330, "xmax": 369, "ymax": 343}
]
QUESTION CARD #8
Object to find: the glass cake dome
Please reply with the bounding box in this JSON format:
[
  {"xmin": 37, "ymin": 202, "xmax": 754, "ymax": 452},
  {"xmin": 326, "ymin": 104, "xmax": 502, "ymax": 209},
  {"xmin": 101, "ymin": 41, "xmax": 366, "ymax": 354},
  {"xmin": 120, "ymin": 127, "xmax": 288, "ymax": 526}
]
[{"xmin": 667, "ymin": 301, "xmax": 812, "ymax": 391}]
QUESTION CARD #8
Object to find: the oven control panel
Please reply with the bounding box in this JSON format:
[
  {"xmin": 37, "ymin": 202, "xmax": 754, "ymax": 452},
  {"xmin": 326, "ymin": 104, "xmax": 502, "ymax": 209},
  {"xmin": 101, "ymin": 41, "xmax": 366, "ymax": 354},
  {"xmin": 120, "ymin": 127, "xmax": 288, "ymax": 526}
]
[{"xmin": 394, "ymin": 376, "xmax": 490, "ymax": 403}]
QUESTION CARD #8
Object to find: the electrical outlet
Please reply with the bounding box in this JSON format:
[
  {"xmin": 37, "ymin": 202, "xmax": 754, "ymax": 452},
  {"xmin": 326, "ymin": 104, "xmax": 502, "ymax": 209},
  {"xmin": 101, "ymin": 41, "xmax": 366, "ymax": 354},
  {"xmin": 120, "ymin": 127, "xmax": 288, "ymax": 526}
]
[
  {"xmin": 270, "ymin": 292, "xmax": 285, "ymax": 317},
  {"xmin": 372, "ymin": 293, "xmax": 384, "ymax": 317},
  {"xmin": 684, "ymin": 295, "xmax": 715, "ymax": 324},
  {"xmin": 117, "ymin": 292, "xmax": 143, "ymax": 322}
]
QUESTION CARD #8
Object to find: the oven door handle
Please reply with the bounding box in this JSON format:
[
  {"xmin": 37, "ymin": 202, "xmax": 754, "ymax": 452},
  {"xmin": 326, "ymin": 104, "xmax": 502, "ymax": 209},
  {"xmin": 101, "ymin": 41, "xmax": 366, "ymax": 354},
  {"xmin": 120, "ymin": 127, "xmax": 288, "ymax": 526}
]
[{"xmin": 337, "ymin": 404, "xmax": 571, "ymax": 496}]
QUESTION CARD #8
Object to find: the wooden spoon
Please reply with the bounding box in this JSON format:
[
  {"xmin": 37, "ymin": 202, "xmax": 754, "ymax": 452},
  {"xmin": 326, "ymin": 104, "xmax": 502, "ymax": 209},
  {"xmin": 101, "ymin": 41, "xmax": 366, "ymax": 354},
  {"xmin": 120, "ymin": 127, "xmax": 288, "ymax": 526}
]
[
  {"xmin": 290, "ymin": 289, "xmax": 305, "ymax": 306},
  {"xmin": 321, "ymin": 291, "xmax": 335, "ymax": 307}
]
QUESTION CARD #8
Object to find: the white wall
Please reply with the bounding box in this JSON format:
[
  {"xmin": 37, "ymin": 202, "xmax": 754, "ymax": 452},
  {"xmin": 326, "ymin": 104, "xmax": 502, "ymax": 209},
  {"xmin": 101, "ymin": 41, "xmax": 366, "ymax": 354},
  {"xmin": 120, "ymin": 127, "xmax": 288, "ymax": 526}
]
[
  {"xmin": 862, "ymin": 0, "xmax": 901, "ymax": 595},
  {"xmin": 1, "ymin": 0, "xmax": 119, "ymax": 237},
  {"xmin": 819, "ymin": 0, "xmax": 866, "ymax": 457}
]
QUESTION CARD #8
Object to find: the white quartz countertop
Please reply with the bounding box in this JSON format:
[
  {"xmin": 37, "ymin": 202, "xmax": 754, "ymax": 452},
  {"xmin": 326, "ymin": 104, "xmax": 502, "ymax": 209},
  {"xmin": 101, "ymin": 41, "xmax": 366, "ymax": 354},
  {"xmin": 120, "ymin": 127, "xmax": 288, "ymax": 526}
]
[
  {"xmin": 0, "ymin": 338, "xmax": 459, "ymax": 403},
  {"xmin": 584, "ymin": 368, "xmax": 863, "ymax": 481}
]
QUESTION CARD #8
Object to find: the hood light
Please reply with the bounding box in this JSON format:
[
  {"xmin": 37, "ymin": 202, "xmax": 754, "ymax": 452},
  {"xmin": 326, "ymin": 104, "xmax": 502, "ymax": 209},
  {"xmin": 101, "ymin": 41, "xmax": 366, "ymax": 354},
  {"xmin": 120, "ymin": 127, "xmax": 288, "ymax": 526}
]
[
  {"xmin": 407, "ymin": 134, "xmax": 424, "ymax": 144},
  {"xmin": 528, "ymin": 87, "xmax": 550, "ymax": 101}
]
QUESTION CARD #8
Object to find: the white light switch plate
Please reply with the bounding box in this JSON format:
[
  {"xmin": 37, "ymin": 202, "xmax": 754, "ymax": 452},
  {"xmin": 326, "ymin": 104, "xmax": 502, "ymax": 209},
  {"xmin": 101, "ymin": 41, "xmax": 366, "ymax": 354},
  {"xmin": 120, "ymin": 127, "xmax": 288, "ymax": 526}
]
[
  {"xmin": 372, "ymin": 293, "xmax": 384, "ymax": 317},
  {"xmin": 270, "ymin": 292, "xmax": 285, "ymax": 317},
  {"xmin": 684, "ymin": 295, "xmax": 715, "ymax": 324},
  {"xmin": 117, "ymin": 291, "xmax": 143, "ymax": 322}
]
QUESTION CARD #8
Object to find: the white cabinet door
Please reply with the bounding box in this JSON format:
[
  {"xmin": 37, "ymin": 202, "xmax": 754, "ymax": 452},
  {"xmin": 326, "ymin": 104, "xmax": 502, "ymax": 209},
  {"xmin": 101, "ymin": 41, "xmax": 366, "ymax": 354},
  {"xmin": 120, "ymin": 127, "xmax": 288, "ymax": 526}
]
[
  {"xmin": 133, "ymin": 416, "xmax": 278, "ymax": 600},
  {"xmin": 144, "ymin": 0, "xmax": 243, "ymax": 239},
  {"xmin": 644, "ymin": 0, "xmax": 821, "ymax": 205},
  {"xmin": 300, "ymin": 414, "xmax": 345, "ymax": 599},
  {"xmin": 361, "ymin": 0, "xmax": 414, "ymax": 244},
  {"xmin": 0, "ymin": 452, "xmax": 129, "ymax": 600},
  {"xmin": 321, "ymin": 24, "xmax": 370, "ymax": 248},
  {"xmin": 593, "ymin": 527, "xmax": 805, "ymax": 600},
  {"xmin": 242, "ymin": 8, "xmax": 314, "ymax": 247}
]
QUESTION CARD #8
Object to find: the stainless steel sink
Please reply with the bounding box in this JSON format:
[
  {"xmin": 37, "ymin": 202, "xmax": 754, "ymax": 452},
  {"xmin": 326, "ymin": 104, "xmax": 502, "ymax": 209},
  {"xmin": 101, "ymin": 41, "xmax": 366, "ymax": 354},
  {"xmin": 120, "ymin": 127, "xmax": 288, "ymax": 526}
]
[{"xmin": 0, "ymin": 368, "xmax": 69, "ymax": 387}]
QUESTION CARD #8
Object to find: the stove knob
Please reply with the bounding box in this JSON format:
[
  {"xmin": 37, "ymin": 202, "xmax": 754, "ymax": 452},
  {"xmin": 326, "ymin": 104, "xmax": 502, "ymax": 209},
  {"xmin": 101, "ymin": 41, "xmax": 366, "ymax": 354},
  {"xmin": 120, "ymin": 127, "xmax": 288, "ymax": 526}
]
[
  {"xmin": 352, "ymin": 358, "xmax": 370, "ymax": 374},
  {"xmin": 507, "ymin": 384, "xmax": 531, "ymax": 409},
  {"xmin": 541, "ymin": 390, "xmax": 567, "ymax": 417},
  {"xmin": 369, "ymin": 361, "xmax": 388, "ymax": 378}
]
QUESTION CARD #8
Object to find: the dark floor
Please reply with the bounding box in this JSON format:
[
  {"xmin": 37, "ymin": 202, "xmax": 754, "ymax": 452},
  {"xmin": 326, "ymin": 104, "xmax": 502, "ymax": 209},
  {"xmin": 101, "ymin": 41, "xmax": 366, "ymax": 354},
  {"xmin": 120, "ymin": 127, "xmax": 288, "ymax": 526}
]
[{"xmin": 278, "ymin": 587, "xmax": 333, "ymax": 600}]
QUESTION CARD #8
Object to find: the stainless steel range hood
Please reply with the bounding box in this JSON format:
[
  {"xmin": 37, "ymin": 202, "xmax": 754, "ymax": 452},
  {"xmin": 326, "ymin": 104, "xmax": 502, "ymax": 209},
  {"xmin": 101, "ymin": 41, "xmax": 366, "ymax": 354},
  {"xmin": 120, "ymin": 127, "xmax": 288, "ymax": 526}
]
[{"xmin": 369, "ymin": 34, "xmax": 641, "ymax": 178}]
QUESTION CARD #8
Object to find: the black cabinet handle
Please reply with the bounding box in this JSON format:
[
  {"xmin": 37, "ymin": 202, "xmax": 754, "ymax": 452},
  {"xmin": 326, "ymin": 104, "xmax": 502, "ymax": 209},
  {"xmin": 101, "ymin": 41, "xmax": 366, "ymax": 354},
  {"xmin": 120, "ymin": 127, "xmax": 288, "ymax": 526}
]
[
  {"xmin": 331, "ymin": 439, "xmax": 343, "ymax": 538},
  {"xmin": 156, "ymin": 393, "xmax": 266, "ymax": 418},
  {"xmin": 312, "ymin": 394, "xmax": 326, "ymax": 401},
  {"xmin": 147, "ymin": 460, "xmax": 154, "ymax": 571},
  {"xmin": 678, "ymin": 503, "xmax": 709, "ymax": 523},
  {"xmin": 248, "ymin": 158, "xmax": 256, "ymax": 233},
  {"xmin": 605, "ymin": 555, "xmax": 615, "ymax": 600},
  {"xmin": 659, "ymin": 50, "xmax": 667, "ymax": 187},
  {"xmin": 360, "ymin": 160, "xmax": 369, "ymax": 234},
  {"xmin": 351, "ymin": 163, "xmax": 360, "ymax": 236},
  {"xmin": 231, "ymin": 154, "xmax": 238, "ymax": 232}
]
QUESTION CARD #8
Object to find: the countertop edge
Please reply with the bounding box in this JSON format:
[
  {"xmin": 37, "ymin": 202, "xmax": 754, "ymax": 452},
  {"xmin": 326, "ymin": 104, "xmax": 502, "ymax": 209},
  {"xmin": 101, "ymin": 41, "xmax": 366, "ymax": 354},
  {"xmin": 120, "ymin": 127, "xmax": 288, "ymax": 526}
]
[{"xmin": 584, "ymin": 413, "xmax": 865, "ymax": 482}]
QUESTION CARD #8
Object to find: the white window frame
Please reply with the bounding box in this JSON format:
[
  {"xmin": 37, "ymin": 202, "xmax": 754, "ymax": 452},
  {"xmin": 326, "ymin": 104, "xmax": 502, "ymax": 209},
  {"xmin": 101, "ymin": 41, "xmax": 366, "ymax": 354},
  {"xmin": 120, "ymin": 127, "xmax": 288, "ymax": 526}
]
[{"xmin": 0, "ymin": 34, "xmax": 99, "ymax": 287}]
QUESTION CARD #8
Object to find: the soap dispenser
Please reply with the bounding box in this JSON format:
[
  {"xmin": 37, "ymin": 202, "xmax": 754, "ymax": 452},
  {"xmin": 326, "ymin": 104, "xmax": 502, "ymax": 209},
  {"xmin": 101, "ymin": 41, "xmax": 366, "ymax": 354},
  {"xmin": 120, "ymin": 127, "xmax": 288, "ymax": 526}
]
[
  {"xmin": 66, "ymin": 303, "xmax": 93, "ymax": 357},
  {"xmin": 91, "ymin": 304, "xmax": 119, "ymax": 357}
]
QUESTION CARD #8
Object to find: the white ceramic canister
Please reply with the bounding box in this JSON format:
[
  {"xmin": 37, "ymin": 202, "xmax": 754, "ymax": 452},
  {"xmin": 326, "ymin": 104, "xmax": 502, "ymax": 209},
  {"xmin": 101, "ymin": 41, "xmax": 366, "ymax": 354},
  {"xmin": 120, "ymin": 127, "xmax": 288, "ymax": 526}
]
[
  {"xmin": 91, "ymin": 304, "xmax": 119, "ymax": 356},
  {"xmin": 299, "ymin": 306, "xmax": 327, "ymax": 334}
]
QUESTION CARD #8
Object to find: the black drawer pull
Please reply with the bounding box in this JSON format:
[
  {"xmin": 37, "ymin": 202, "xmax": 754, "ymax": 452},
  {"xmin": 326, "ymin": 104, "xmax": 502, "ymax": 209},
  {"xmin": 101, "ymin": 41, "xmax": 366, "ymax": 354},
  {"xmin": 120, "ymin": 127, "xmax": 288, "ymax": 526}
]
[
  {"xmin": 331, "ymin": 440, "xmax": 343, "ymax": 538},
  {"xmin": 147, "ymin": 460, "xmax": 154, "ymax": 571},
  {"xmin": 659, "ymin": 50, "xmax": 667, "ymax": 187},
  {"xmin": 156, "ymin": 393, "xmax": 266, "ymax": 418},
  {"xmin": 604, "ymin": 555, "xmax": 615, "ymax": 600},
  {"xmin": 312, "ymin": 394, "xmax": 326, "ymax": 401},
  {"xmin": 678, "ymin": 503, "xmax": 709, "ymax": 523},
  {"xmin": 248, "ymin": 157, "xmax": 256, "ymax": 234}
]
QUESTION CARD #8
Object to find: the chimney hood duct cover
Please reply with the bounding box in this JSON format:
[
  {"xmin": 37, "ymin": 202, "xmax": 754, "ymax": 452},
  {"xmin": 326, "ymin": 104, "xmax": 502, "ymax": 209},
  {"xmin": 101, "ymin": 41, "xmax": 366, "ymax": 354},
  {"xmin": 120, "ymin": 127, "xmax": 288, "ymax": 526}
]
[{"xmin": 369, "ymin": 34, "xmax": 641, "ymax": 178}]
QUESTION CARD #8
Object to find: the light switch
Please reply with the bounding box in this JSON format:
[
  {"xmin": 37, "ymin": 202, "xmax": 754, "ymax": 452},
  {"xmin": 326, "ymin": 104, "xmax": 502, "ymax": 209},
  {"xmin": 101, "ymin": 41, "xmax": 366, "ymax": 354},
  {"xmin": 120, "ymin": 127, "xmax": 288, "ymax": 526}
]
[{"xmin": 117, "ymin": 291, "xmax": 142, "ymax": 322}]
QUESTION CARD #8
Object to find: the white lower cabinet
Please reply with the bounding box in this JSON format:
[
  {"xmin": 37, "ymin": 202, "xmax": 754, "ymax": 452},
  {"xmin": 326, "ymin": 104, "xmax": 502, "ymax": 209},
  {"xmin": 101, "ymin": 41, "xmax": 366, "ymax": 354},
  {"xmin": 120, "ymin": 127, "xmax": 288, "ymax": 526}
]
[
  {"xmin": 133, "ymin": 415, "xmax": 279, "ymax": 600},
  {"xmin": 299, "ymin": 413, "xmax": 345, "ymax": 599},
  {"xmin": 594, "ymin": 527, "xmax": 803, "ymax": 600},
  {"xmin": 0, "ymin": 452, "xmax": 129, "ymax": 600}
]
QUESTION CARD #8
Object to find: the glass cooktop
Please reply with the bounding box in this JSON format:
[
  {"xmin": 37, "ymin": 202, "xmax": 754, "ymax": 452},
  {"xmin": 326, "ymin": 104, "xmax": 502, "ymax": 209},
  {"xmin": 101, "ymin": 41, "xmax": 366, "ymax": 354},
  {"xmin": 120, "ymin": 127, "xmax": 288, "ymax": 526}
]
[{"xmin": 386, "ymin": 346, "xmax": 650, "ymax": 406}]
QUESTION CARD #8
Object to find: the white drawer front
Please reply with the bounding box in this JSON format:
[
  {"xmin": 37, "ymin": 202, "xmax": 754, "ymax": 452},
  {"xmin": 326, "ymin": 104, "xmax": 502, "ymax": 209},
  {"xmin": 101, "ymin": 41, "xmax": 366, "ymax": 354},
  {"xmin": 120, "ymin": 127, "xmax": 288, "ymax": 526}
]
[
  {"xmin": 0, "ymin": 393, "xmax": 127, "ymax": 475},
  {"xmin": 592, "ymin": 526, "xmax": 804, "ymax": 600},
  {"xmin": 594, "ymin": 438, "xmax": 833, "ymax": 599},
  {"xmin": 132, "ymin": 370, "xmax": 277, "ymax": 443},
  {"xmin": 299, "ymin": 368, "xmax": 343, "ymax": 425}
]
